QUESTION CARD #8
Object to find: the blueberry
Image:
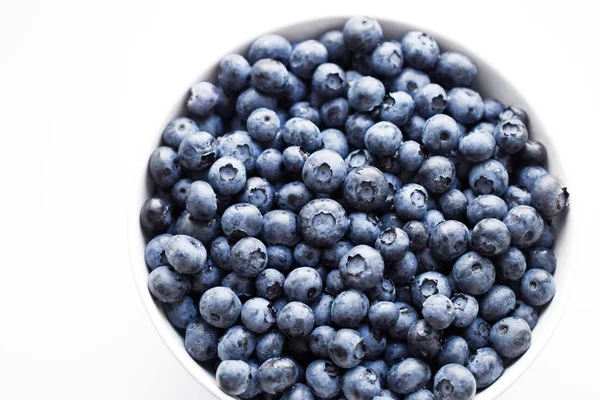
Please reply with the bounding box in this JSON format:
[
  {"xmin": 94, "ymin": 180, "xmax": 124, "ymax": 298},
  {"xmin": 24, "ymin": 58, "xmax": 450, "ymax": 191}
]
[
  {"xmin": 369, "ymin": 301, "xmax": 399, "ymax": 330},
  {"xmin": 348, "ymin": 212, "xmax": 380, "ymax": 245},
  {"xmin": 466, "ymin": 347, "xmax": 504, "ymax": 389},
  {"xmin": 144, "ymin": 233, "xmax": 172, "ymax": 270},
  {"xmin": 174, "ymin": 211, "xmax": 221, "ymax": 245},
  {"xmin": 345, "ymin": 112, "xmax": 375, "ymax": 148},
  {"xmin": 429, "ymin": 220, "xmax": 469, "ymax": 260},
  {"xmin": 289, "ymin": 101, "xmax": 321, "ymax": 125},
  {"xmin": 177, "ymin": 131, "xmax": 218, "ymax": 172},
  {"xmin": 466, "ymin": 194, "xmax": 508, "ymax": 225},
  {"xmin": 184, "ymin": 319, "xmax": 218, "ymax": 361},
  {"xmin": 371, "ymin": 41, "xmax": 404, "ymax": 77},
  {"xmin": 171, "ymin": 178, "xmax": 193, "ymax": 209},
  {"xmin": 398, "ymin": 141, "xmax": 425, "ymax": 174},
  {"xmin": 447, "ymin": 88, "xmax": 484, "ymax": 124},
  {"xmin": 520, "ymin": 268, "xmax": 556, "ymax": 306},
  {"xmin": 312, "ymin": 63, "xmax": 347, "ymax": 99},
  {"xmin": 346, "ymin": 149, "xmax": 376, "ymax": 170},
  {"xmin": 208, "ymin": 156, "xmax": 247, "ymax": 195},
  {"xmin": 218, "ymin": 53, "xmax": 251, "ymax": 92},
  {"xmin": 328, "ymin": 328, "xmax": 366, "ymax": 368},
  {"xmin": 256, "ymin": 268, "xmax": 285, "ymax": 300},
  {"xmin": 378, "ymin": 212, "xmax": 404, "ymax": 230},
  {"xmin": 247, "ymin": 108, "xmax": 280, "ymax": 142},
  {"xmin": 483, "ymin": 98, "xmax": 504, "ymax": 123},
  {"xmin": 218, "ymin": 325, "xmax": 256, "ymax": 361},
  {"xmin": 365, "ymin": 121, "xmax": 404, "ymax": 156},
  {"xmin": 256, "ymin": 148, "xmax": 284, "ymax": 181},
  {"xmin": 283, "ymin": 146, "xmax": 309, "ymax": 172},
  {"xmin": 215, "ymin": 360, "xmax": 250, "ymax": 395},
  {"xmin": 469, "ymin": 159, "xmax": 509, "ymax": 196},
  {"xmin": 229, "ymin": 237, "xmax": 268, "ymax": 278},
  {"xmin": 503, "ymin": 185, "xmax": 531, "ymax": 210},
  {"xmin": 282, "ymin": 117, "xmax": 322, "ymax": 152},
  {"xmin": 341, "ymin": 365, "xmax": 382, "ymax": 399},
  {"xmin": 405, "ymin": 389, "xmax": 435, "ymax": 400},
  {"xmin": 331, "ymin": 289, "xmax": 369, "ymax": 328},
  {"xmin": 325, "ymin": 269, "xmax": 348, "ymax": 296},
  {"xmin": 516, "ymin": 165, "xmax": 548, "ymax": 191},
  {"xmin": 187, "ymin": 81, "xmax": 219, "ymax": 117},
  {"xmin": 276, "ymin": 301, "xmax": 314, "ymax": 338},
  {"xmin": 402, "ymin": 114, "xmax": 426, "ymax": 143},
  {"xmin": 282, "ymin": 74, "xmax": 308, "ymax": 107},
  {"xmin": 189, "ymin": 261, "xmax": 224, "ymax": 295},
  {"xmin": 511, "ymin": 300, "xmax": 539, "ymax": 330},
  {"xmin": 439, "ymin": 189, "xmax": 468, "ymax": 220},
  {"xmin": 471, "ymin": 218, "xmax": 511, "ymax": 257},
  {"xmin": 343, "ymin": 16, "xmax": 383, "ymax": 53},
  {"xmin": 239, "ymin": 177, "xmax": 276, "ymax": 214},
  {"xmin": 503, "ymin": 205, "xmax": 544, "ymax": 248},
  {"xmin": 339, "ymin": 245, "xmax": 384, "ymax": 291},
  {"xmin": 263, "ymin": 247, "xmax": 292, "ymax": 274},
  {"xmin": 199, "ymin": 286, "xmax": 242, "ymax": 328},
  {"xmin": 319, "ymin": 29, "xmax": 349, "ymax": 65},
  {"xmin": 302, "ymin": 150, "xmax": 347, "ymax": 194},
  {"xmin": 289, "ymin": 40, "xmax": 328, "ymax": 79},
  {"xmin": 436, "ymin": 51, "xmax": 478, "ymax": 88},
  {"xmin": 519, "ymin": 140, "xmax": 547, "ymax": 166},
  {"xmin": 452, "ymin": 252, "xmax": 496, "ymax": 296},
  {"xmin": 399, "ymin": 31, "xmax": 439, "ymax": 70},
  {"xmin": 281, "ymin": 383, "xmax": 314, "ymax": 400},
  {"xmin": 499, "ymin": 105, "xmax": 528, "ymax": 124},
  {"xmin": 320, "ymin": 97, "xmax": 350, "ymax": 128},
  {"xmin": 256, "ymin": 331, "xmax": 285, "ymax": 363},
  {"xmin": 321, "ymin": 128, "xmax": 350, "ymax": 158},
  {"xmin": 221, "ymin": 203, "xmax": 263, "ymax": 239},
  {"xmin": 490, "ymin": 316, "xmax": 532, "ymax": 358},
  {"xmin": 348, "ymin": 76, "xmax": 385, "ymax": 112},
  {"xmin": 241, "ymin": 298, "xmax": 276, "ymax": 334},
  {"xmin": 388, "ymin": 251, "xmax": 419, "ymax": 285},
  {"xmin": 411, "ymin": 271, "xmax": 452, "ymax": 309},
  {"xmin": 164, "ymin": 234, "xmax": 206, "ymax": 274},
  {"xmin": 249, "ymin": 34, "xmax": 293, "ymax": 65},
  {"xmin": 284, "ymin": 267, "xmax": 323, "ymax": 304},
  {"xmin": 357, "ymin": 324, "xmax": 387, "ymax": 359},
  {"xmin": 527, "ymin": 247, "xmax": 556, "ymax": 274},
  {"xmin": 298, "ymin": 198, "xmax": 349, "ymax": 247},
  {"xmin": 236, "ymin": 88, "xmax": 278, "ymax": 120},
  {"xmin": 375, "ymin": 227, "xmax": 409, "ymax": 261},
  {"xmin": 418, "ymin": 156, "xmax": 456, "ymax": 194},
  {"xmin": 321, "ymin": 241, "xmax": 353, "ymax": 268},
  {"xmin": 422, "ymin": 294, "xmax": 455, "ymax": 329},
  {"xmin": 386, "ymin": 301, "xmax": 417, "ymax": 340},
  {"xmin": 438, "ymin": 336, "xmax": 470, "ymax": 367},
  {"xmin": 433, "ymin": 364, "xmax": 476, "ymax": 400},
  {"xmin": 251, "ymin": 58, "xmax": 289, "ymax": 95},
  {"xmin": 414, "ymin": 84, "xmax": 447, "ymax": 118},
  {"xmin": 496, "ymin": 247, "xmax": 527, "ymax": 281},
  {"xmin": 148, "ymin": 146, "xmax": 181, "ymax": 189},
  {"xmin": 479, "ymin": 285, "xmax": 516, "ymax": 322},
  {"xmin": 403, "ymin": 220, "xmax": 429, "ymax": 251},
  {"xmin": 383, "ymin": 340, "xmax": 410, "ymax": 367},
  {"xmin": 407, "ymin": 319, "xmax": 443, "ymax": 359},
  {"xmin": 147, "ymin": 266, "xmax": 190, "ymax": 303},
  {"xmin": 185, "ymin": 181, "xmax": 217, "ymax": 221},
  {"xmin": 258, "ymin": 357, "xmax": 299, "ymax": 394},
  {"xmin": 262, "ymin": 210, "xmax": 300, "ymax": 247},
  {"xmin": 391, "ymin": 67, "xmax": 431, "ymax": 97},
  {"xmin": 493, "ymin": 118, "xmax": 529, "ymax": 155},
  {"xmin": 309, "ymin": 325, "xmax": 335, "ymax": 359},
  {"xmin": 463, "ymin": 317, "xmax": 491, "ymax": 349},
  {"xmin": 387, "ymin": 358, "xmax": 432, "ymax": 395},
  {"xmin": 305, "ymin": 360, "xmax": 342, "ymax": 398},
  {"xmin": 163, "ymin": 296, "xmax": 198, "ymax": 329},
  {"xmin": 344, "ymin": 166, "xmax": 388, "ymax": 211},
  {"xmin": 422, "ymin": 209, "xmax": 446, "ymax": 233},
  {"xmin": 222, "ymin": 272, "xmax": 255, "ymax": 302},
  {"xmin": 162, "ymin": 117, "xmax": 199, "ymax": 148},
  {"xmin": 531, "ymin": 174, "xmax": 569, "ymax": 218}
]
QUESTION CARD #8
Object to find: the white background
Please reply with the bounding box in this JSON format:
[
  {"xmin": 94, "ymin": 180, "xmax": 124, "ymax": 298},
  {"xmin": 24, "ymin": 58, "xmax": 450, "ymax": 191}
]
[{"xmin": 0, "ymin": 0, "xmax": 597, "ymax": 399}]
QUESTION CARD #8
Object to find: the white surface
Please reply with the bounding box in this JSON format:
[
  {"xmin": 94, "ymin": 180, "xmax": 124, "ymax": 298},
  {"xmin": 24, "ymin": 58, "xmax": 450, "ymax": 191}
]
[{"xmin": 0, "ymin": 1, "xmax": 596, "ymax": 399}]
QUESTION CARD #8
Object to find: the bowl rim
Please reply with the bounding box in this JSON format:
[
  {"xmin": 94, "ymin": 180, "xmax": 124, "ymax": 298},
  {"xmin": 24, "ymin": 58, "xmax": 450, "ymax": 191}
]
[{"xmin": 127, "ymin": 16, "xmax": 573, "ymax": 400}]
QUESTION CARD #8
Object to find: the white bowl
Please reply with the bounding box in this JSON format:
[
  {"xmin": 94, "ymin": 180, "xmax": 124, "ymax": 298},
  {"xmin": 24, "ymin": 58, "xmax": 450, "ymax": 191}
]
[{"xmin": 127, "ymin": 17, "xmax": 572, "ymax": 400}]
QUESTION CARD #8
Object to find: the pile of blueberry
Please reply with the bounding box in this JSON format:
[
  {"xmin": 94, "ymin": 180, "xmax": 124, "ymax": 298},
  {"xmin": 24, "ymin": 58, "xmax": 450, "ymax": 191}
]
[{"xmin": 140, "ymin": 16, "xmax": 569, "ymax": 400}]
